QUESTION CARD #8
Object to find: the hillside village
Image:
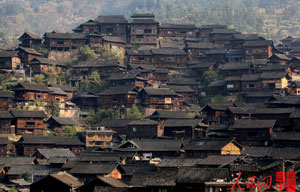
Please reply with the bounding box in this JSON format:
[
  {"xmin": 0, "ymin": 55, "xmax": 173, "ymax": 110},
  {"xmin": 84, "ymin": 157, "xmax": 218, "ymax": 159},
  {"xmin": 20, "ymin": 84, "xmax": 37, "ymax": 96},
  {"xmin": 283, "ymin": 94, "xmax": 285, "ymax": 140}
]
[{"xmin": 0, "ymin": 13, "xmax": 300, "ymax": 191}]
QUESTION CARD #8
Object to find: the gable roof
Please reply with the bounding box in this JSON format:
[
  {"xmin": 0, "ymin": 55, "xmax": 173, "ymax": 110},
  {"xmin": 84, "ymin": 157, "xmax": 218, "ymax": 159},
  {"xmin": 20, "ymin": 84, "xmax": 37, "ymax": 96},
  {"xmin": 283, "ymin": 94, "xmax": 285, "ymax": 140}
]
[
  {"xmin": 94, "ymin": 15, "xmax": 128, "ymax": 24},
  {"xmin": 140, "ymin": 87, "xmax": 179, "ymax": 96},
  {"xmin": 151, "ymin": 48, "xmax": 187, "ymax": 56},
  {"xmin": 49, "ymin": 172, "xmax": 82, "ymax": 188},
  {"xmin": 48, "ymin": 84, "xmax": 77, "ymax": 92},
  {"xmin": 49, "ymin": 116, "xmax": 81, "ymax": 126},
  {"xmin": 19, "ymin": 32, "xmax": 42, "ymax": 40},
  {"xmin": 13, "ymin": 83, "xmax": 50, "ymax": 92},
  {"xmin": 36, "ymin": 148, "xmax": 75, "ymax": 159},
  {"xmin": 102, "ymin": 36, "xmax": 126, "ymax": 44},
  {"xmin": 10, "ymin": 109, "xmax": 47, "ymax": 118},
  {"xmin": 18, "ymin": 136, "xmax": 85, "ymax": 146},
  {"xmin": 29, "ymin": 57, "xmax": 59, "ymax": 65},
  {"xmin": 0, "ymin": 91, "xmax": 13, "ymax": 98},
  {"xmin": 148, "ymin": 110, "xmax": 193, "ymax": 119},
  {"xmin": 231, "ymin": 119, "xmax": 276, "ymax": 129},
  {"xmin": 70, "ymin": 163, "xmax": 118, "ymax": 175},
  {"xmin": 0, "ymin": 50, "xmax": 19, "ymax": 58},
  {"xmin": 47, "ymin": 87, "xmax": 68, "ymax": 96},
  {"xmin": 17, "ymin": 47, "xmax": 42, "ymax": 56},
  {"xmin": 270, "ymin": 53, "xmax": 291, "ymax": 61}
]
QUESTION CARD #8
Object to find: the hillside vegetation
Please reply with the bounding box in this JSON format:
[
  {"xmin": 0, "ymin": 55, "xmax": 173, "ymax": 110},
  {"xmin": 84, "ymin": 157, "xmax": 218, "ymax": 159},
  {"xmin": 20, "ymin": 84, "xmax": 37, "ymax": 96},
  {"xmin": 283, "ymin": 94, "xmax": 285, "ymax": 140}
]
[{"xmin": 0, "ymin": 0, "xmax": 299, "ymax": 47}]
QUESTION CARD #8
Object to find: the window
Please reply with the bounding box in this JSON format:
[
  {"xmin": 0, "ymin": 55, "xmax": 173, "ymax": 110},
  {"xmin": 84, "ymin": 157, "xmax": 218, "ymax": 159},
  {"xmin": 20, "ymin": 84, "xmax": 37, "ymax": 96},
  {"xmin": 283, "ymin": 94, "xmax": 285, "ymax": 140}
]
[
  {"xmin": 57, "ymin": 41, "xmax": 64, "ymax": 45},
  {"xmin": 248, "ymin": 84, "xmax": 255, "ymax": 88},
  {"xmin": 106, "ymin": 28, "xmax": 113, "ymax": 33},
  {"xmin": 138, "ymin": 57, "xmax": 145, "ymax": 61},
  {"xmin": 136, "ymin": 35, "xmax": 144, "ymax": 38},
  {"xmin": 133, "ymin": 127, "xmax": 137, "ymax": 132},
  {"xmin": 144, "ymin": 29, "xmax": 152, "ymax": 33},
  {"xmin": 36, "ymin": 94, "xmax": 42, "ymax": 99}
]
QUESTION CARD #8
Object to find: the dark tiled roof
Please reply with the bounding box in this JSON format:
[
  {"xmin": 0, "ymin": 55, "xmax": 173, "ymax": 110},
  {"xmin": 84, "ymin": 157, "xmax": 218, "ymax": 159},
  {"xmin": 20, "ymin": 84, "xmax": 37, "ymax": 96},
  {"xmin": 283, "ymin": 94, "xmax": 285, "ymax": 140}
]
[
  {"xmin": 131, "ymin": 13, "xmax": 155, "ymax": 18},
  {"xmin": 13, "ymin": 83, "xmax": 50, "ymax": 92},
  {"xmin": 271, "ymin": 53, "xmax": 291, "ymax": 61},
  {"xmin": 225, "ymin": 76, "xmax": 241, "ymax": 81},
  {"xmin": 160, "ymin": 23, "xmax": 196, "ymax": 29},
  {"xmin": 127, "ymin": 119, "xmax": 159, "ymax": 126},
  {"xmin": 260, "ymin": 72, "xmax": 287, "ymax": 80},
  {"xmin": 0, "ymin": 50, "xmax": 18, "ymax": 58},
  {"xmin": 96, "ymin": 176, "xmax": 128, "ymax": 187},
  {"xmin": 0, "ymin": 91, "xmax": 13, "ymax": 98},
  {"xmin": 126, "ymin": 49, "xmax": 152, "ymax": 56},
  {"xmin": 176, "ymin": 167, "xmax": 230, "ymax": 183},
  {"xmin": 10, "ymin": 109, "xmax": 47, "ymax": 118},
  {"xmin": 18, "ymin": 47, "xmax": 42, "ymax": 56},
  {"xmin": 260, "ymin": 64, "xmax": 289, "ymax": 71},
  {"xmin": 48, "ymin": 84, "xmax": 77, "ymax": 92},
  {"xmin": 211, "ymin": 29, "xmax": 239, "ymax": 34},
  {"xmin": 94, "ymin": 118, "xmax": 136, "ymax": 128},
  {"xmin": 70, "ymin": 163, "xmax": 118, "ymax": 174},
  {"xmin": 48, "ymin": 87, "xmax": 68, "ymax": 96},
  {"xmin": 44, "ymin": 32, "xmax": 87, "ymax": 39},
  {"xmin": 271, "ymin": 132, "xmax": 300, "ymax": 141},
  {"xmin": 242, "ymin": 147, "xmax": 272, "ymax": 158},
  {"xmin": 199, "ymin": 24, "xmax": 227, "ymax": 29},
  {"xmin": 157, "ymin": 158, "xmax": 200, "ymax": 168},
  {"xmin": 160, "ymin": 85, "xmax": 195, "ymax": 93},
  {"xmin": 231, "ymin": 119, "xmax": 276, "ymax": 129},
  {"xmin": 102, "ymin": 35, "xmax": 126, "ymax": 44},
  {"xmin": 254, "ymin": 107, "xmax": 295, "ymax": 114},
  {"xmin": 240, "ymin": 73, "xmax": 261, "ymax": 81},
  {"xmin": 49, "ymin": 172, "xmax": 82, "ymax": 188},
  {"xmin": 121, "ymin": 164, "xmax": 156, "ymax": 175},
  {"xmin": 108, "ymin": 71, "xmax": 145, "ymax": 81},
  {"xmin": 218, "ymin": 62, "xmax": 251, "ymax": 70},
  {"xmin": 0, "ymin": 111, "xmax": 13, "ymax": 119},
  {"xmin": 119, "ymin": 139, "xmax": 183, "ymax": 152},
  {"xmin": 131, "ymin": 18, "xmax": 158, "ymax": 24},
  {"xmin": 151, "ymin": 48, "xmax": 187, "ymax": 56},
  {"xmin": 244, "ymin": 40, "xmax": 273, "ymax": 47},
  {"xmin": 49, "ymin": 117, "xmax": 80, "ymax": 126},
  {"xmin": 29, "ymin": 57, "xmax": 58, "ymax": 65},
  {"xmin": 36, "ymin": 148, "xmax": 75, "ymax": 159},
  {"xmin": 186, "ymin": 42, "xmax": 216, "ymax": 49},
  {"xmin": 233, "ymin": 34, "xmax": 263, "ymax": 40},
  {"xmin": 208, "ymin": 80, "xmax": 226, "ymax": 87},
  {"xmin": 6, "ymin": 164, "xmax": 53, "ymax": 176},
  {"xmin": 18, "ymin": 136, "xmax": 85, "ymax": 146},
  {"xmin": 148, "ymin": 110, "xmax": 193, "ymax": 119},
  {"xmin": 20, "ymin": 32, "xmax": 42, "ymax": 40},
  {"xmin": 163, "ymin": 119, "xmax": 202, "ymax": 127},
  {"xmin": 72, "ymin": 60, "xmax": 122, "ymax": 68},
  {"xmin": 0, "ymin": 157, "xmax": 35, "ymax": 166},
  {"xmin": 0, "ymin": 137, "xmax": 9, "ymax": 145},
  {"xmin": 289, "ymin": 110, "xmax": 300, "ymax": 118},
  {"xmin": 95, "ymin": 15, "xmax": 128, "ymax": 23},
  {"xmin": 185, "ymin": 139, "xmax": 231, "ymax": 151},
  {"xmin": 98, "ymin": 86, "xmax": 137, "ymax": 96},
  {"xmin": 141, "ymin": 87, "xmax": 179, "ymax": 96},
  {"xmin": 245, "ymin": 91, "xmax": 274, "ymax": 98},
  {"xmin": 198, "ymin": 155, "xmax": 238, "ymax": 166},
  {"xmin": 159, "ymin": 38, "xmax": 185, "ymax": 49},
  {"xmin": 168, "ymin": 78, "xmax": 198, "ymax": 85}
]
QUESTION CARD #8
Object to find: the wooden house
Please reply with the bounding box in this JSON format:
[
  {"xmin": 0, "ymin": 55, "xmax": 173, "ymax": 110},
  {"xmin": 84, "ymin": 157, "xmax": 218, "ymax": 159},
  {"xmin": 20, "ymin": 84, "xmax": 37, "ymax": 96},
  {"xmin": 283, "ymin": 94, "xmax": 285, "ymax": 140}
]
[
  {"xmin": 185, "ymin": 42, "xmax": 217, "ymax": 60},
  {"xmin": 130, "ymin": 14, "xmax": 158, "ymax": 46},
  {"xmin": 10, "ymin": 109, "xmax": 47, "ymax": 136},
  {"xmin": 240, "ymin": 73, "xmax": 262, "ymax": 92},
  {"xmin": 30, "ymin": 172, "xmax": 82, "ymax": 192},
  {"xmin": 0, "ymin": 50, "xmax": 21, "ymax": 70},
  {"xmin": 126, "ymin": 119, "xmax": 159, "ymax": 139},
  {"xmin": 13, "ymin": 83, "xmax": 51, "ymax": 106},
  {"xmin": 118, "ymin": 139, "xmax": 184, "ymax": 158},
  {"xmin": 268, "ymin": 53, "xmax": 291, "ymax": 65},
  {"xmin": 288, "ymin": 81, "xmax": 300, "ymax": 96},
  {"xmin": 29, "ymin": 57, "xmax": 67, "ymax": 75},
  {"xmin": 159, "ymin": 23, "xmax": 197, "ymax": 38},
  {"xmin": 184, "ymin": 139, "xmax": 234, "ymax": 158},
  {"xmin": 48, "ymin": 84, "xmax": 77, "ymax": 101},
  {"xmin": 0, "ymin": 137, "xmax": 9, "ymax": 156},
  {"xmin": 15, "ymin": 135, "xmax": 85, "ymax": 156},
  {"xmin": 126, "ymin": 49, "xmax": 153, "ymax": 65},
  {"xmin": 93, "ymin": 15, "xmax": 128, "ymax": 42},
  {"xmin": 271, "ymin": 132, "xmax": 300, "ymax": 148},
  {"xmin": 138, "ymin": 87, "xmax": 181, "ymax": 111},
  {"xmin": 0, "ymin": 111, "xmax": 14, "ymax": 134},
  {"xmin": 224, "ymin": 76, "xmax": 241, "ymax": 93},
  {"xmin": 48, "ymin": 87, "xmax": 69, "ymax": 104},
  {"xmin": 207, "ymin": 80, "xmax": 227, "ymax": 95},
  {"xmin": 17, "ymin": 46, "xmax": 42, "ymax": 65},
  {"xmin": 102, "ymin": 35, "xmax": 126, "ymax": 54},
  {"xmin": 148, "ymin": 110, "xmax": 193, "ymax": 122},
  {"xmin": 218, "ymin": 62, "xmax": 252, "ymax": 78},
  {"xmin": 244, "ymin": 40, "xmax": 273, "ymax": 61},
  {"xmin": 94, "ymin": 118, "xmax": 137, "ymax": 137},
  {"xmin": 151, "ymin": 48, "xmax": 188, "ymax": 69},
  {"xmin": 231, "ymin": 119, "xmax": 276, "ymax": 146},
  {"xmin": 70, "ymin": 60, "xmax": 125, "ymax": 85},
  {"xmin": 108, "ymin": 72, "xmax": 148, "ymax": 87},
  {"xmin": 210, "ymin": 28, "xmax": 240, "ymax": 47},
  {"xmin": 97, "ymin": 86, "xmax": 138, "ymax": 109},
  {"xmin": 0, "ymin": 91, "xmax": 13, "ymax": 110},
  {"xmin": 260, "ymin": 71, "xmax": 288, "ymax": 91},
  {"xmin": 163, "ymin": 119, "xmax": 203, "ymax": 139},
  {"xmin": 160, "ymin": 85, "xmax": 197, "ymax": 104},
  {"xmin": 72, "ymin": 91, "xmax": 99, "ymax": 116},
  {"xmin": 230, "ymin": 34, "xmax": 263, "ymax": 49},
  {"xmin": 289, "ymin": 56, "xmax": 300, "ymax": 71},
  {"xmin": 70, "ymin": 163, "xmax": 124, "ymax": 182},
  {"xmin": 86, "ymin": 127, "xmax": 115, "ymax": 148},
  {"xmin": 76, "ymin": 175, "xmax": 128, "ymax": 192},
  {"xmin": 47, "ymin": 116, "xmax": 81, "ymax": 133},
  {"xmin": 18, "ymin": 32, "xmax": 42, "ymax": 49},
  {"xmin": 188, "ymin": 62, "xmax": 215, "ymax": 81},
  {"xmin": 202, "ymin": 48, "xmax": 225, "ymax": 63},
  {"xmin": 33, "ymin": 148, "xmax": 75, "ymax": 165},
  {"xmin": 43, "ymin": 32, "xmax": 87, "ymax": 51},
  {"xmin": 201, "ymin": 103, "xmax": 233, "ymax": 125},
  {"xmin": 244, "ymin": 91, "xmax": 274, "ymax": 103},
  {"xmin": 198, "ymin": 24, "xmax": 227, "ymax": 42}
]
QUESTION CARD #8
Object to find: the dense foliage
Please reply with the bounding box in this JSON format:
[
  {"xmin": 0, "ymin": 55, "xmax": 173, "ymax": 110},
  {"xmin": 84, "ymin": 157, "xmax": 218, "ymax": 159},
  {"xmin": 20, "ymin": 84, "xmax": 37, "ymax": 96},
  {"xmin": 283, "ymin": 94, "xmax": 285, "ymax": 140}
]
[{"xmin": 0, "ymin": 0, "xmax": 299, "ymax": 47}]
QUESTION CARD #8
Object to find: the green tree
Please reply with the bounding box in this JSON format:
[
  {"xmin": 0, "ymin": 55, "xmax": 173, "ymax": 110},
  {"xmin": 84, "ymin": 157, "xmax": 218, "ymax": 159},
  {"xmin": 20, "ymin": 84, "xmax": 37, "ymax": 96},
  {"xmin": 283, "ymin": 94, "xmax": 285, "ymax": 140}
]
[
  {"xmin": 127, "ymin": 106, "xmax": 143, "ymax": 119},
  {"xmin": 80, "ymin": 71, "xmax": 107, "ymax": 93},
  {"xmin": 201, "ymin": 71, "xmax": 219, "ymax": 86},
  {"xmin": 21, "ymin": 171, "xmax": 32, "ymax": 182},
  {"xmin": 44, "ymin": 66, "xmax": 58, "ymax": 84},
  {"xmin": 77, "ymin": 45, "xmax": 97, "ymax": 61},
  {"xmin": 64, "ymin": 126, "xmax": 77, "ymax": 136},
  {"xmin": 46, "ymin": 101, "xmax": 60, "ymax": 116},
  {"xmin": 32, "ymin": 74, "xmax": 46, "ymax": 84},
  {"xmin": 84, "ymin": 108, "xmax": 121, "ymax": 127},
  {"xmin": 212, "ymin": 94, "xmax": 224, "ymax": 104}
]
